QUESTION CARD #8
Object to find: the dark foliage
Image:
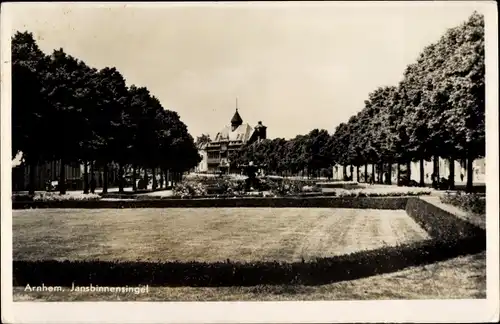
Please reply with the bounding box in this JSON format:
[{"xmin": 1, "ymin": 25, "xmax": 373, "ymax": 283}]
[
  {"xmin": 440, "ymin": 192, "xmax": 486, "ymax": 215},
  {"xmin": 12, "ymin": 32, "xmax": 201, "ymax": 195},
  {"xmin": 13, "ymin": 197, "xmax": 410, "ymax": 209},
  {"xmin": 406, "ymin": 198, "xmax": 486, "ymax": 241}
]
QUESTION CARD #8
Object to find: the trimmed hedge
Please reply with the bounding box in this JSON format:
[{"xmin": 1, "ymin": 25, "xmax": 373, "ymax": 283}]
[
  {"xmin": 12, "ymin": 196, "xmax": 409, "ymax": 209},
  {"xmin": 13, "ymin": 236, "xmax": 485, "ymax": 287},
  {"xmin": 405, "ymin": 198, "xmax": 486, "ymax": 241}
]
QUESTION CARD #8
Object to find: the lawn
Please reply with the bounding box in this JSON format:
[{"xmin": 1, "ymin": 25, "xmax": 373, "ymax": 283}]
[{"xmin": 13, "ymin": 208, "xmax": 429, "ymax": 262}]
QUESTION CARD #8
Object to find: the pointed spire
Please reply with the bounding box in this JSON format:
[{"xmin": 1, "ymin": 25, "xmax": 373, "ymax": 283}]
[{"xmin": 231, "ymin": 98, "xmax": 243, "ymax": 130}]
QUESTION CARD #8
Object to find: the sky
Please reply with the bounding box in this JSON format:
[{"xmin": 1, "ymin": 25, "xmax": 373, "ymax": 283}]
[{"xmin": 6, "ymin": 2, "xmax": 487, "ymax": 140}]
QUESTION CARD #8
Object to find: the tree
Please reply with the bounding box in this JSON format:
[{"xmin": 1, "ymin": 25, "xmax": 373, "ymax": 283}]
[
  {"xmin": 91, "ymin": 67, "xmax": 130, "ymax": 193},
  {"xmin": 439, "ymin": 12, "xmax": 485, "ymax": 191},
  {"xmin": 43, "ymin": 49, "xmax": 95, "ymax": 194},
  {"xmin": 11, "ymin": 31, "xmax": 50, "ymax": 194},
  {"xmin": 196, "ymin": 134, "xmax": 211, "ymax": 147}
]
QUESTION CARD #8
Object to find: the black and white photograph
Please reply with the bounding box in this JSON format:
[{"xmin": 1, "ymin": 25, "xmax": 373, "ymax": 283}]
[{"xmin": 1, "ymin": 1, "xmax": 498, "ymax": 323}]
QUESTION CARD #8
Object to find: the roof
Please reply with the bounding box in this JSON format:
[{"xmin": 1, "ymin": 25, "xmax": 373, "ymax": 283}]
[
  {"xmin": 197, "ymin": 142, "xmax": 208, "ymax": 150},
  {"xmin": 214, "ymin": 123, "xmax": 254, "ymax": 143},
  {"xmin": 230, "ymin": 109, "xmax": 243, "ymax": 126}
]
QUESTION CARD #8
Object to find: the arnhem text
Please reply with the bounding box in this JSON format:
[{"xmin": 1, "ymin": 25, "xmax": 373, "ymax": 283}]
[{"xmin": 24, "ymin": 283, "xmax": 149, "ymax": 294}]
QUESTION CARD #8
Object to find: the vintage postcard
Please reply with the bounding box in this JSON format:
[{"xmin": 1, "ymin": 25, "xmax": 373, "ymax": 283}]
[{"xmin": 1, "ymin": 1, "xmax": 499, "ymax": 323}]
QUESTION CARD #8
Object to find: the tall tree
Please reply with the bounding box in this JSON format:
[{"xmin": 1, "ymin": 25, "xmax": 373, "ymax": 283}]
[{"xmin": 11, "ymin": 32, "xmax": 50, "ymax": 194}]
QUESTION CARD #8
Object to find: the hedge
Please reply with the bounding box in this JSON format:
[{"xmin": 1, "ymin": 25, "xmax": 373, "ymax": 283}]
[
  {"xmin": 405, "ymin": 198, "xmax": 486, "ymax": 241},
  {"xmin": 13, "ymin": 236, "xmax": 485, "ymax": 287},
  {"xmin": 12, "ymin": 196, "xmax": 409, "ymax": 209}
]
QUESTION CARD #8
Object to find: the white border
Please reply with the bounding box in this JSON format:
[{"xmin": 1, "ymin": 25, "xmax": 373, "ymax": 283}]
[{"xmin": 1, "ymin": 2, "xmax": 499, "ymax": 323}]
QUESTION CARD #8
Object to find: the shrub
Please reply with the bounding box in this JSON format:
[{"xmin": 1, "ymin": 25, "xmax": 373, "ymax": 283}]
[
  {"xmin": 12, "ymin": 196, "xmax": 410, "ymax": 209},
  {"xmin": 440, "ymin": 191, "xmax": 486, "ymax": 215},
  {"xmin": 13, "ymin": 236, "xmax": 485, "ymax": 287},
  {"xmin": 405, "ymin": 198, "xmax": 486, "ymax": 241}
]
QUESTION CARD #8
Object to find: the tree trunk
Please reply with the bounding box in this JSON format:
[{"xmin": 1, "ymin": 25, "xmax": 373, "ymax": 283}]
[
  {"xmin": 433, "ymin": 156, "xmax": 440, "ymax": 178},
  {"xmin": 118, "ymin": 163, "xmax": 124, "ymax": 193},
  {"xmin": 419, "ymin": 159, "xmax": 425, "ymax": 187},
  {"xmin": 90, "ymin": 162, "xmax": 95, "ymax": 193},
  {"xmin": 433, "ymin": 156, "xmax": 440, "ymax": 188},
  {"xmin": 144, "ymin": 168, "xmax": 149, "ymax": 189},
  {"xmin": 342, "ymin": 165, "xmax": 347, "ymax": 181},
  {"xmin": 160, "ymin": 169, "xmax": 164, "ymax": 188},
  {"xmin": 152, "ymin": 168, "xmax": 157, "ymax": 190},
  {"xmin": 387, "ymin": 163, "xmax": 392, "ymax": 185},
  {"xmin": 448, "ymin": 158, "xmax": 455, "ymax": 190},
  {"xmin": 378, "ymin": 163, "xmax": 383, "ymax": 184},
  {"xmin": 406, "ymin": 161, "xmax": 412, "ymax": 185},
  {"xmin": 356, "ymin": 165, "xmax": 360, "ymax": 183},
  {"xmin": 396, "ymin": 163, "xmax": 401, "ymax": 186},
  {"xmin": 371, "ymin": 164, "xmax": 375, "ymax": 183},
  {"xmin": 132, "ymin": 165, "xmax": 137, "ymax": 192},
  {"xmin": 59, "ymin": 159, "xmax": 66, "ymax": 194},
  {"xmin": 83, "ymin": 161, "xmax": 89, "ymax": 194},
  {"xmin": 103, "ymin": 163, "xmax": 108, "ymax": 194},
  {"xmin": 466, "ymin": 158, "xmax": 474, "ymax": 193},
  {"xmin": 28, "ymin": 159, "xmax": 37, "ymax": 195},
  {"xmin": 364, "ymin": 164, "xmax": 368, "ymax": 183}
]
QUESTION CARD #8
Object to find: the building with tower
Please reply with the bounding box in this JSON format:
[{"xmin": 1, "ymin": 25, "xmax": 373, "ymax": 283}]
[{"xmin": 195, "ymin": 101, "xmax": 267, "ymax": 174}]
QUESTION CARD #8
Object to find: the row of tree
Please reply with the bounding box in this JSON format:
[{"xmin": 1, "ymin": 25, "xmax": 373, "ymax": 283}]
[
  {"xmin": 12, "ymin": 32, "xmax": 201, "ymax": 195},
  {"xmin": 230, "ymin": 130, "xmax": 334, "ymax": 178},
  {"xmin": 232, "ymin": 12, "xmax": 485, "ymax": 191}
]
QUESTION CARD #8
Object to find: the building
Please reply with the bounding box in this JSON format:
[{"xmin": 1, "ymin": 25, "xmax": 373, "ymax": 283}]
[
  {"xmin": 197, "ymin": 107, "xmax": 267, "ymax": 174},
  {"xmin": 12, "ymin": 159, "xmax": 83, "ymax": 191}
]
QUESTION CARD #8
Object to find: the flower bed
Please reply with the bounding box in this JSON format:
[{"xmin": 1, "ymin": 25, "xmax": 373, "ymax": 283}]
[{"xmin": 172, "ymin": 177, "xmax": 322, "ymax": 198}]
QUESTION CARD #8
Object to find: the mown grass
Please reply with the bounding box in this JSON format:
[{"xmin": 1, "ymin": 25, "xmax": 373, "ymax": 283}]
[{"xmin": 13, "ymin": 208, "xmax": 429, "ymax": 262}]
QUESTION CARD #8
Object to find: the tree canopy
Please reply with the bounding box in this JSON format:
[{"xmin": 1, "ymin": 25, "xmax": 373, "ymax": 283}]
[
  {"xmin": 12, "ymin": 31, "xmax": 201, "ymax": 194},
  {"xmin": 232, "ymin": 12, "xmax": 485, "ymax": 190}
]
